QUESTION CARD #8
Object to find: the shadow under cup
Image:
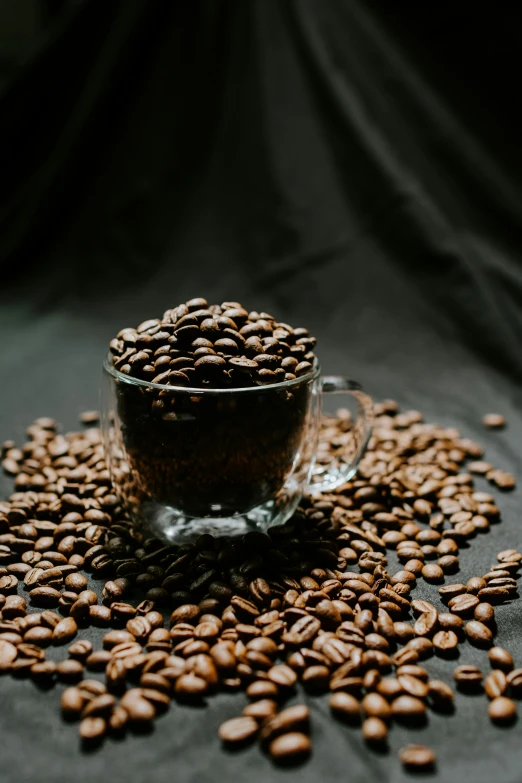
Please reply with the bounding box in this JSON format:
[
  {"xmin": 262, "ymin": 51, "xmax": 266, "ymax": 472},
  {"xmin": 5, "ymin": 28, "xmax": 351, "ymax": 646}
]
[{"xmin": 102, "ymin": 357, "xmax": 320, "ymax": 539}]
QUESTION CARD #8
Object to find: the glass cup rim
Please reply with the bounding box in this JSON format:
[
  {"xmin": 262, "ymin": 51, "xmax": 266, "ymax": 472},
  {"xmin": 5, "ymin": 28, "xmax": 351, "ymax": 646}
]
[{"xmin": 103, "ymin": 353, "xmax": 321, "ymax": 395}]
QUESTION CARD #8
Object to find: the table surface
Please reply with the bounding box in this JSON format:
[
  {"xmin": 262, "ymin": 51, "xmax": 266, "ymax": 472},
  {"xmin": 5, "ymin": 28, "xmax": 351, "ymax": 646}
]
[{"xmin": 1, "ymin": 261, "xmax": 521, "ymax": 783}]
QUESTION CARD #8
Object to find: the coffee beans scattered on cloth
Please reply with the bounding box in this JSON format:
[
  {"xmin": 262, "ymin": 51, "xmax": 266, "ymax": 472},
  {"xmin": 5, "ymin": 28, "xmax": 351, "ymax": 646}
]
[
  {"xmin": 109, "ymin": 298, "xmax": 317, "ymax": 388},
  {"xmin": 0, "ymin": 402, "xmax": 519, "ymax": 771}
]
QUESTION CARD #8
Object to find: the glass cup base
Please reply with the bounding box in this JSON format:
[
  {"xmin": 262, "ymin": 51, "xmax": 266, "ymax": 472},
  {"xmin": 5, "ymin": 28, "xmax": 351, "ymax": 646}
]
[{"xmin": 137, "ymin": 493, "xmax": 302, "ymax": 544}]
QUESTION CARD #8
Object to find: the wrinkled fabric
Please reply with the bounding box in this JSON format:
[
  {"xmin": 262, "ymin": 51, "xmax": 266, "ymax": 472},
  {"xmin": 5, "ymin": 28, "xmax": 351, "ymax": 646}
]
[{"xmin": 1, "ymin": 2, "xmax": 521, "ymax": 782}]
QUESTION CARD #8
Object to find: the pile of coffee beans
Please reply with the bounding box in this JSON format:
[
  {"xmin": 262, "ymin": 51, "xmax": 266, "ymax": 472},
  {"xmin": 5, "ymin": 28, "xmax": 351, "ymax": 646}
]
[
  {"xmin": 109, "ymin": 298, "xmax": 317, "ymax": 388},
  {"xmin": 107, "ymin": 299, "xmax": 319, "ymax": 516},
  {"xmin": 0, "ymin": 402, "xmax": 519, "ymax": 772}
]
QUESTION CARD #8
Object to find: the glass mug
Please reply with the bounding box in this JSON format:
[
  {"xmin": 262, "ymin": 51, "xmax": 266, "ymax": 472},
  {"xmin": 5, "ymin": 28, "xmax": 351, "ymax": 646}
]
[{"xmin": 101, "ymin": 355, "xmax": 373, "ymax": 542}]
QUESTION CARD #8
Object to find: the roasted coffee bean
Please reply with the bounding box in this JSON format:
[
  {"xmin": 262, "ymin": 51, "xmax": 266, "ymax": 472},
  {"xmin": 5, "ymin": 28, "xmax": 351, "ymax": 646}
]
[
  {"xmin": 79, "ymin": 716, "xmax": 107, "ymax": 741},
  {"xmin": 329, "ymin": 692, "xmax": 361, "ymax": 722},
  {"xmin": 260, "ymin": 705, "xmax": 310, "ymax": 744},
  {"xmin": 399, "ymin": 744, "xmax": 436, "ymax": 770},
  {"xmin": 267, "ymin": 664, "xmax": 297, "ymax": 688},
  {"xmin": 52, "ymin": 617, "xmax": 78, "ymax": 645},
  {"xmin": 482, "ymin": 414, "xmax": 505, "ymax": 428},
  {"xmin": 86, "ymin": 650, "xmax": 112, "ymax": 671},
  {"xmin": 427, "ymin": 679, "xmax": 454, "ymax": 710},
  {"xmin": 454, "ymin": 664, "xmax": 483, "ymax": 689},
  {"xmin": 448, "ymin": 594, "xmax": 479, "ymax": 616},
  {"xmin": 478, "ymin": 586, "xmax": 512, "ymax": 603},
  {"xmin": 474, "ymin": 602, "xmax": 495, "ymax": 624},
  {"xmin": 246, "ymin": 680, "xmax": 279, "ymax": 700},
  {"xmin": 23, "ymin": 626, "xmax": 53, "ymax": 647},
  {"xmin": 433, "ymin": 630, "xmax": 459, "ymax": 653},
  {"xmin": 103, "ymin": 630, "xmax": 136, "ymax": 649},
  {"xmin": 506, "ymin": 668, "xmax": 522, "ymax": 695},
  {"xmin": 30, "ymin": 660, "xmax": 56, "ymax": 681},
  {"xmin": 56, "ymin": 659, "xmax": 84, "ymax": 682},
  {"xmin": 175, "ymin": 672, "xmax": 208, "ymax": 698},
  {"xmin": 121, "ymin": 689, "xmax": 156, "ymax": 723},
  {"xmin": 68, "ymin": 640, "xmax": 93, "ymax": 660},
  {"xmin": 82, "ymin": 693, "xmax": 116, "ymax": 718},
  {"xmin": 269, "ymin": 732, "xmax": 311, "ymax": 764},
  {"xmin": 219, "ymin": 716, "xmax": 259, "ymax": 746},
  {"xmin": 421, "ymin": 564, "xmax": 444, "ymax": 583},
  {"xmin": 0, "ymin": 639, "xmax": 17, "ymax": 671},
  {"xmin": 362, "ymin": 692, "xmax": 391, "ymax": 720},
  {"xmin": 439, "ymin": 584, "xmax": 467, "ymax": 602},
  {"xmin": 362, "ymin": 717, "xmax": 388, "ymax": 745},
  {"xmin": 485, "ymin": 670, "xmax": 507, "ymax": 699},
  {"xmin": 28, "ymin": 587, "xmax": 61, "ymax": 606},
  {"xmin": 412, "ymin": 601, "xmax": 438, "ymax": 637},
  {"xmin": 61, "ymin": 687, "xmax": 85, "ymax": 719},
  {"xmin": 488, "ymin": 696, "xmax": 517, "ymax": 723},
  {"xmin": 391, "ymin": 695, "xmax": 426, "ymax": 723},
  {"xmin": 465, "ymin": 620, "xmax": 494, "ymax": 647},
  {"xmin": 438, "ymin": 613, "xmax": 463, "ymax": 632},
  {"xmin": 489, "ymin": 646, "xmax": 514, "ymax": 671}
]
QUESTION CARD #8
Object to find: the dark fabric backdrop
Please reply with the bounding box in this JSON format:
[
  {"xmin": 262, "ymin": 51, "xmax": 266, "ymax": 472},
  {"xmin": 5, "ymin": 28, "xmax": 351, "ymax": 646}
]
[{"xmin": 1, "ymin": 2, "xmax": 521, "ymax": 782}]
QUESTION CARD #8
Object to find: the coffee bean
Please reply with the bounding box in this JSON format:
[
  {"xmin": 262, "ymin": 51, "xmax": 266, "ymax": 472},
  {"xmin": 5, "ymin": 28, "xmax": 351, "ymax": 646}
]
[
  {"xmin": 79, "ymin": 716, "xmax": 107, "ymax": 741},
  {"xmin": 68, "ymin": 639, "xmax": 93, "ymax": 660},
  {"xmin": 506, "ymin": 668, "xmax": 522, "ymax": 695},
  {"xmin": 268, "ymin": 732, "xmax": 311, "ymax": 764},
  {"xmin": 454, "ymin": 664, "xmax": 483, "ymax": 689},
  {"xmin": 391, "ymin": 695, "xmax": 426, "ymax": 723},
  {"xmin": 448, "ymin": 594, "xmax": 479, "ymax": 616},
  {"xmin": 474, "ymin": 602, "xmax": 495, "ymax": 624},
  {"xmin": 478, "ymin": 586, "xmax": 512, "ymax": 603},
  {"xmin": 121, "ymin": 689, "xmax": 156, "ymax": 722},
  {"xmin": 259, "ymin": 705, "xmax": 310, "ymax": 743},
  {"xmin": 103, "ymin": 630, "xmax": 136, "ymax": 649},
  {"xmin": 246, "ymin": 680, "xmax": 279, "ymax": 700},
  {"xmin": 329, "ymin": 692, "xmax": 361, "ymax": 722},
  {"xmin": 175, "ymin": 672, "xmax": 208, "ymax": 698},
  {"xmin": 422, "ymin": 564, "xmax": 444, "ymax": 583},
  {"xmin": 488, "ymin": 696, "xmax": 517, "ymax": 723},
  {"xmin": 483, "ymin": 414, "xmax": 505, "ymax": 428},
  {"xmin": 267, "ymin": 664, "xmax": 297, "ymax": 688},
  {"xmin": 65, "ymin": 573, "xmax": 88, "ymax": 593},
  {"xmin": 465, "ymin": 620, "xmax": 494, "ymax": 647},
  {"xmin": 30, "ymin": 660, "xmax": 56, "ymax": 681},
  {"xmin": 86, "ymin": 650, "xmax": 112, "ymax": 671},
  {"xmin": 52, "ymin": 617, "xmax": 78, "ymax": 645},
  {"xmin": 439, "ymin": 584, "xmax": 467, "ymax": 602},
  {"xmin": 29, "ymin": 586, "xmax": 61, "ymax": 606},
  {"xmin": 427, "ymin": 679, "xmax": 454, "ymax": 710},
  {"xmin": 485, "ymin": 670, "xmax": 507, "ymax": 699},
  {"xmin": 23, "ymin": 626, "xmax": 53, "ymax": 647},
  {"xmin": 362, "ymin": 692, "xmax": 391, "ymax": 720},
  {"xmin": 433, "ymin": 630, "xmax": 459, "ymax": 653},
  {"xmin": 397, "ymin": 674, "xmax": 429, "ymax": 698},
  {"xmin": 243, "ymin": 699, "xmax": 278, "ymax": 720},
  {"xmin": 57, "ymin": 659, "xmax": 84, "ymax": 682},
  {"xmin": 0, "ymin": 639, "xmax": 18, "ymax": 671},
  {"xmin": 412, "ymin": 600, "xmax": 438, "ymax": 636},
  {"xmin": 489, "ymin": 646, "xmax": 514, "ymax": 671},
  {"xmin": 82, "ymin": 693, "xmax": 116, "ymax": 718},
  {"xmin": 399, "ymin": 744, "xmax": 436, "ymax": 770},
  {"xmin": 219, "ymin": 716, "xmax": 259, "ymax": 746},
  {"xmin": 362, "ymin": 717, "xmax": 388, "ymax": 745},
  {"xmin": 438, "ymin": 613, "xmax": 463, "ymax": 632}
]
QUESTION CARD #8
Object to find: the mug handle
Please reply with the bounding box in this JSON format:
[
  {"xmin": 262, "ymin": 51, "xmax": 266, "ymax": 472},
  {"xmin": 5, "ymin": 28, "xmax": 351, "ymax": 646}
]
[{"xmin": 307, "ymin": 377, "xmax": 374, "ymax": 494}]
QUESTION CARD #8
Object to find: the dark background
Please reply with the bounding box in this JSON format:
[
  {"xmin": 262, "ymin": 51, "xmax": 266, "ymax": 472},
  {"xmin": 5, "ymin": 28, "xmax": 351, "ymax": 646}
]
[{"xmin": 1, "ymin": 2, "xmax": 521, "ymax": 782}]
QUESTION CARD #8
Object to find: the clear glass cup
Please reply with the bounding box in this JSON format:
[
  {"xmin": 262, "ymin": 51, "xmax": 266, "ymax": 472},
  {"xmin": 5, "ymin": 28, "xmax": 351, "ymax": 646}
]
[{"xmin": 101, "ymin": 355, "xmax": 373, "ymax": 542}]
